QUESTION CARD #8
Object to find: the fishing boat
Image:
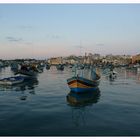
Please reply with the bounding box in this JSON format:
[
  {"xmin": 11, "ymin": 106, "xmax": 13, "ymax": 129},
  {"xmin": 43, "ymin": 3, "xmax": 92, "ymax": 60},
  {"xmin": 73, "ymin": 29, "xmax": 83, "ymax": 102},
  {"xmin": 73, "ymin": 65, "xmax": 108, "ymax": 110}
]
[
  {"xmin": 10, "ymin": 62, "xmax": 19, "ymax": 72},
  {"xmin": 0, "ymin": 76, "xmax": 24, "ymax": 85},
  {"xmin": 46, "ymin": 64, "xmax": 51, "ymax": 70},
  {"xmin": 103, "ymin": 67, "xmax": 117, "ymax": 80},
  {"xmin": 67, "ymin": 66, "xmax": 100, "ymax": 93},
  {"xmin": 0, "ymin": 61, "xmax": 4, "ymax": 68},
  {"xmin": 37, "ymin": 63, "xmax": 44, "ymax": 73},
  {"xmin": 109, "ymin": 70, "xmax": 117, "ymax": 80},
  {"xmin": 16, "ymin": 70, "xmax": 38, "ymax": 78},
  {"xmin": 15, "ymin": 65, "xmax": 38, "ymax": 79},
  {"xmin": 56, "ymin": 64, "xmax": 64, "ymax": 71}
]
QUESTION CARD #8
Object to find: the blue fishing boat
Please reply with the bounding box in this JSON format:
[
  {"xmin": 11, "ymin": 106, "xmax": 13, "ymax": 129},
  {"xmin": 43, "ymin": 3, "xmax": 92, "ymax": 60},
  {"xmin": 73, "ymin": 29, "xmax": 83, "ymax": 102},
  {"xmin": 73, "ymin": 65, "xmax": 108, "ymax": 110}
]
[
  {"xmin": 67, "ymin": 66, "xmax": 100, "ymax": 93},
  {"xmin": 0, "ymin": 76, "xmax": 24, "ymax": 85}
]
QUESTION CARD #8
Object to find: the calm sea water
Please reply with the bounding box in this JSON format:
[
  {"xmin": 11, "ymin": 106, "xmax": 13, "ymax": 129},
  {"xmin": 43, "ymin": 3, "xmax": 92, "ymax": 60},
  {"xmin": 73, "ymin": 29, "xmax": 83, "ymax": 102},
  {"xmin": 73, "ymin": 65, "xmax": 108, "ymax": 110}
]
[{"xmin": 0, "ymin": 66, "xmax": 140, "ymax": 136}]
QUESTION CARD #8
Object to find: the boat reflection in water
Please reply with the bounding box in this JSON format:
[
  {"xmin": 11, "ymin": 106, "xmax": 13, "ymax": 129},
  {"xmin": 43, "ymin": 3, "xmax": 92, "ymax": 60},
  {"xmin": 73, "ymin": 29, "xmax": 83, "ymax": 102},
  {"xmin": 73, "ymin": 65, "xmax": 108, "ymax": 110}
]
[
  {"xmin": 66, "ymin": 88, "xmax": 101, "ymax": 127},
  {"xmin": 0, "ymin": 78, "xmax": 39, "ymax": 100},
  {"xmin": 66, "ymin": 88, "xmax": 100, "ymax": 107}
]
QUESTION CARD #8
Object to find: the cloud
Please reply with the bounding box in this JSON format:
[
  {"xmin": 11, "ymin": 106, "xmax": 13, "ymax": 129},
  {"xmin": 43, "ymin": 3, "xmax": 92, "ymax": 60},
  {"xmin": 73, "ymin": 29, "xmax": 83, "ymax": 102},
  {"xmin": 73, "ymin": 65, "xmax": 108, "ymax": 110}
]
[
  {"xmin": 5, "ymin": 36, "xmax": 34, "ymax": 46},
  {"xmin": 6, "ymin": 36, "xmax": 23, "ymax": 42}
]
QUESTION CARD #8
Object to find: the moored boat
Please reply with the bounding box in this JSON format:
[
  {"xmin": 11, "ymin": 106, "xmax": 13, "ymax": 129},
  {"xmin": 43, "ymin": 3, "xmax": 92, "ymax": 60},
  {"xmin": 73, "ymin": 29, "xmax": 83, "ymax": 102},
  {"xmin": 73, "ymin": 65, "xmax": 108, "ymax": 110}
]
[
  {"xmin": 0, "ymin": 76, "xmax": 24, "ymax": 85},
  {"xmin": 109, "ymin": 70, "xmax": 117, "ymax": 80},
  {"xmin": 103, "ymin": 67, "xmax": 117, "ymax": 80},
  {"xmin": 10, "ymin": 62, "xmax": 19, "ymax": 72},
  {"xmin": 15, "ymin": 65, "xmax": 38, "ymax": 79},
  {"xmin": 16, "ymin": 70, "xmax": 38, "ymax": 78},
  {"xmin": 56, "ymin": 64, "xmax": 64, "ymax": 71},
  {"xmin": 67, "ymin": 66, "xmax": 100, "ymax": 93}
]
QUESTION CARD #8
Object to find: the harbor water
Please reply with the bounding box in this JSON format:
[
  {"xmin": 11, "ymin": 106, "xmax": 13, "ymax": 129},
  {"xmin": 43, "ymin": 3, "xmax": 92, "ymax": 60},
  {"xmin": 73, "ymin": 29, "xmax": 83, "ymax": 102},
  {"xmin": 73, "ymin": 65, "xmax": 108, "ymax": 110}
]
[{"xmin": 0, "ymin": 66, "xmax": 140, "ymax": 136}]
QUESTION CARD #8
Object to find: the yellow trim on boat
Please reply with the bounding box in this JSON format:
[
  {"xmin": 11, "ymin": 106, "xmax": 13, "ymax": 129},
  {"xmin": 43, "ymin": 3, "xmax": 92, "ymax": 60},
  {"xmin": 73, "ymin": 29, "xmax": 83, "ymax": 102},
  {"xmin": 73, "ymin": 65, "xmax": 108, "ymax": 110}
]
[{"xmin": 69, "ymin": 81, "xmax": 93, "ymax": 88}]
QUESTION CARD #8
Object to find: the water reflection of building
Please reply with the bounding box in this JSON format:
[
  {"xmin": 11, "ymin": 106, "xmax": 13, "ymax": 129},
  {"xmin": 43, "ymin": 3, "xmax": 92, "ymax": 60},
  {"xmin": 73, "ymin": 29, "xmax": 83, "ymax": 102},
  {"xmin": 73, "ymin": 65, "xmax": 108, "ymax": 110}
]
[
  {"xmin": 123, "ymin": 68, "xmax": 140, "ymax": 84},
  {"xmin": 66, "ymin": 88, "xmax": 100, "ymax": 127},
  {"xmin": 136, "ymin": 71, "xmax": 140, "ymax": 83},
  {"xmin": 125, "ymin": 69, "xmax": 137, "ymax": 79}
]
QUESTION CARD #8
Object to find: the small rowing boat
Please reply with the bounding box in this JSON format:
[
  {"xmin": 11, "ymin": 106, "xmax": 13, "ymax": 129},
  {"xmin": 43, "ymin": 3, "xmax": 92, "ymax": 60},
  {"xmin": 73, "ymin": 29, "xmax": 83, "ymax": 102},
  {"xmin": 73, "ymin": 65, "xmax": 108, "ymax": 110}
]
[{"xmin": 0, "ymin": 76, "xmax": 24, "ymax": 85}]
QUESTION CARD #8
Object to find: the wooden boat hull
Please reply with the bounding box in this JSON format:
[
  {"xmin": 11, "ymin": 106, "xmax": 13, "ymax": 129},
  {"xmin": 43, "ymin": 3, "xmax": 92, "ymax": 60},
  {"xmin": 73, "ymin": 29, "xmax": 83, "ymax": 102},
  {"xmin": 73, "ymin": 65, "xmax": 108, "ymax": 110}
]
[
  {"xmin": 67, "ymin": 76, "xmax": 100, "ymax": 93},
  {"xmin": 69, "ymin": 87, "xmax": 98, "ymax": 93}
]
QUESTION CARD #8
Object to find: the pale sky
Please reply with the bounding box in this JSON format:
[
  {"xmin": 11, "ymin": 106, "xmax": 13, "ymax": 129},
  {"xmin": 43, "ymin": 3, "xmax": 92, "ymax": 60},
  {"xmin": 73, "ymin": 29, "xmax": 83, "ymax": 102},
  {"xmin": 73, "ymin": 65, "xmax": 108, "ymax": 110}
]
[{"xmin": 0, "ymin": 4, "xmax": 140, "ymax": 59}]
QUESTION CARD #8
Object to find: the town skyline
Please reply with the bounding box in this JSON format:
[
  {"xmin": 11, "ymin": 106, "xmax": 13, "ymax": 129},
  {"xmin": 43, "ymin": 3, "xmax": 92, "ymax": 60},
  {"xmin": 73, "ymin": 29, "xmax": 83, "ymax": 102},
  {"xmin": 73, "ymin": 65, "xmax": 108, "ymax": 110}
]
[{"xmin": 0, "ymin": 4, "xmax": 140, "ymax": 59}]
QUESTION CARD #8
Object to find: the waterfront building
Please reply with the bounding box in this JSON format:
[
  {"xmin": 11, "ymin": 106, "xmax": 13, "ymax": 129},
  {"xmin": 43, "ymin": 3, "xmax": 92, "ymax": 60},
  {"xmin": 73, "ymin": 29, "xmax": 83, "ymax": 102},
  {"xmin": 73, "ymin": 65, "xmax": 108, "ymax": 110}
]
[
  {"xmin": 132, "ymin": 54, "xmax": 140, "ymax": 63},
  {"xmin": 48, "ymin": 57, "xmax": 63, "ymax": 65}
]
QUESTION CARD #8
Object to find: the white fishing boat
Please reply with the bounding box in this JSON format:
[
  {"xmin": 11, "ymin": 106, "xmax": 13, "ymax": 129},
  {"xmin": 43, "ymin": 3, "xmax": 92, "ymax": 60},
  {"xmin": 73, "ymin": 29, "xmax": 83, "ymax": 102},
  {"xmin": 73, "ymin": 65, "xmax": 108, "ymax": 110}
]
[
  {"xmin": 109, "ymin": 70, "xmax": 117, "ymax": 80},
  {"xmin": 0, "ymin": 76, "xmax": 24, "ymax": 85},
  {"xmin": 103, "ymin": 68, "xmax": 117, "ymax": 80}
]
